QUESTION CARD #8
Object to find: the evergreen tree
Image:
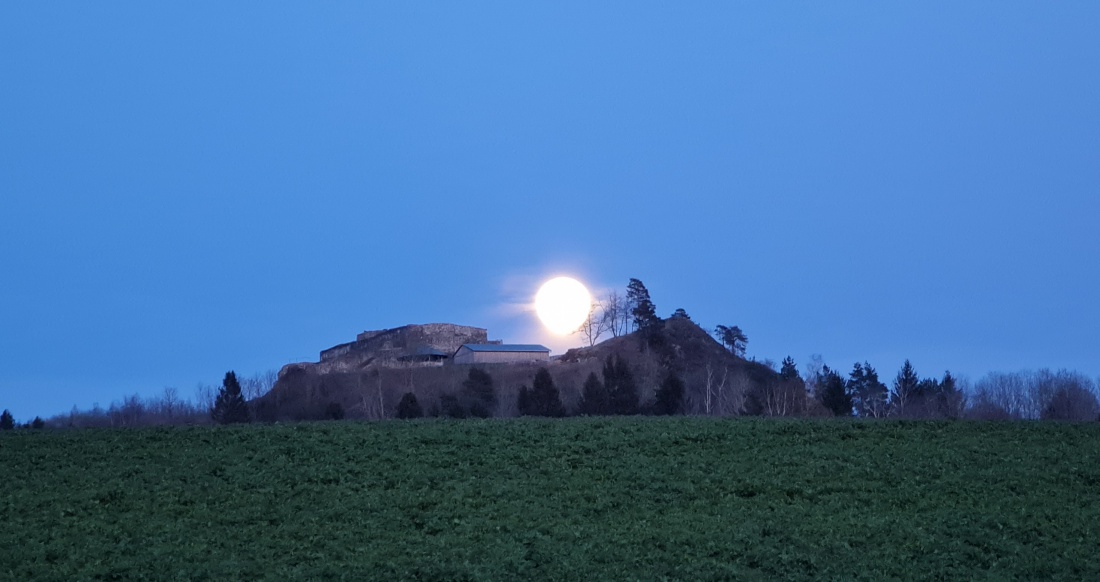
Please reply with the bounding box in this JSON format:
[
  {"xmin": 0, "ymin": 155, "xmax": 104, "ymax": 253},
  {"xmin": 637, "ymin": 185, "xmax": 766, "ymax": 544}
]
[
  {"xmin": 670, "ymin": 308, "xmax": 691, "ymax": 320},
  {"xmin": 0, "ymin": 409, "xmax": 13, "ymax": 431},
  {"xmin": 212, "ymin": 371, "xmax": 251, "ymax": 424},
  {"xmin": 891, "ymin": 359, "xmax": 921, "ymax": 415},
  {"xmin": 651, "ymin": 371, "xmax": 685, "ymax": 415},
  {"xmin": 817, "ymin": 365, "xmax": 853, "ymax": 417},
  {"xmin": 579, "ymin": 372, "xmax": 609, "ymax": 415},
  {"xmin": 396, "ymin": 392, "xmax": 423, "ymax": 419},
  {"xmin": 714, "ymin": 325, "xmax": 748, "ymax": 357},
  {"xmin": 780, "ymin": 356, "xmax": 800, "ymax": 381},
  {"xmin": 936, "ymin": 371, "xmax": 965, "ymax": 419},
  {"xmin": 526, "ymin": 368, "xmax": 565, "ymax": 417},
  {"xmin": 626, "ymin": 278, "xmax": 659, "ymax": 331},
  {"xmin": 462, "ymin": 368, "xmax": 496, "ymax": 418},
  {"xmin": 849, "ymin": 362, "xmax": 888, "ymax": 418},
  {"xmin": 605, "ymin": 354, "xmax": 639, "ymax": 415},
  {"xmin": 31, "ymin": 416, "xmax": 45, "ymax": 429}
]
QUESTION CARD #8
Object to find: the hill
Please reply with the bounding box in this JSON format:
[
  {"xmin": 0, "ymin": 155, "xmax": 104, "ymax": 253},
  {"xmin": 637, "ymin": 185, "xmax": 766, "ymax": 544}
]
[{"xmin": 260, "ymin": 318, "xmax": 779, "ymax": 421}]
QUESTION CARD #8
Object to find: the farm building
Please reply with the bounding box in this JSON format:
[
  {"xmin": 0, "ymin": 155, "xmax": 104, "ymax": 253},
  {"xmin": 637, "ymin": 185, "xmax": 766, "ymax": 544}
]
[{"xmin": 452, "ymin": 344, "xmax": 551, "ymax": 365}]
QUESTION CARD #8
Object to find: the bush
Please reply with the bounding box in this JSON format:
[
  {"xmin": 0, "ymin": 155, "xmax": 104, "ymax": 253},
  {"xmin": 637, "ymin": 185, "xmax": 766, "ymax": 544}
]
[{"xmin": 396, "ymin": 392, "xmax": 423, "ymax": 419}]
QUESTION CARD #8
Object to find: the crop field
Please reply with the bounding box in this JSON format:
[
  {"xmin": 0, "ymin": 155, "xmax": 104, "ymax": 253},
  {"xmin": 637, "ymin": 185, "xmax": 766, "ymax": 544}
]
[{"xmin": 2, "ymin": 418, "xmax": 1099, "ymax": 581}]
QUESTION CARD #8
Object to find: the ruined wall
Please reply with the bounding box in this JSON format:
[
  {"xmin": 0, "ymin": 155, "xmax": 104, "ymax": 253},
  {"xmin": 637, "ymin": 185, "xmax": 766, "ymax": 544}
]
[{"xmin": 319, "ymin": 323, "xmax": 489, "ymax": 366}]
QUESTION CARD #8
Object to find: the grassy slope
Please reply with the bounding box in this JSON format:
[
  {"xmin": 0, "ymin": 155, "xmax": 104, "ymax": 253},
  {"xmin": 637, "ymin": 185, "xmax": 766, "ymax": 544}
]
[{"xmin": 2, "ymin": 419, "xmax": 1098, "ymax": 581}]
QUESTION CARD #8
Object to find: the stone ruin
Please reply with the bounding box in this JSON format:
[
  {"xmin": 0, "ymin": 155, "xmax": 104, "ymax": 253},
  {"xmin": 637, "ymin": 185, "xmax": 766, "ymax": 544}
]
[{"xmin": 314, "ymin": 323, "xmax": 490, "ymax": 372}]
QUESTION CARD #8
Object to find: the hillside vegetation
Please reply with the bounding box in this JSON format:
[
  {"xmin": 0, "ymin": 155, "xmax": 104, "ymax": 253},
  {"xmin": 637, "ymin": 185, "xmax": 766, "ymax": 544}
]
[{"xmin": 3, "ymin": 418, "xmax": 1099, "ymax": 580}]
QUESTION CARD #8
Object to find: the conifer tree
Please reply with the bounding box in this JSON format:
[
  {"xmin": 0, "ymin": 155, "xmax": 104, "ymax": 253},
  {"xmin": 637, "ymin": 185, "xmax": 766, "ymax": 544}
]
[
  {"xmin": 891, "ymin": 359, "xmax": 921, "ymax": 414},
  {"xmin": 212, "ymin": 371, "xmax": 251, "ymax": 424},
  {"xmin": 396, "ymin": 392, "xmax": 423, "ymax": 419},
  {"xmin": 579, "ymin": 372, "xmax": 609, "ymax": 415},
  {"xmin": 31, "ymin": 416, "xmax": 45, "ymax": 429},
  {"xmin": 652, "ymin": 371, "xmax": 685, "ymax": 415},
  {"xmin": 818, "ymin": 365, "xmax": 853, "ymax": 417},
  {"xmin": 780, "ymin": 356, "xmax": 800, "ymax": 381},
  {"xmin": 462, "ymin": 368, "xmax": 496, "ymax": 418},
  {"xmin": 626, "ymin": 278, "xmax": 659, "ymax": 332},
  {"xmin": 520, "ymin": 368, "xmax": 565, "ymax": 417},
  {"xmin": 0, "ymin": 409, "xmax": 13, "ymax": 431},
  {"xmin": 605, "ymin": 354, "xmax": 639, "ymax": 415}
]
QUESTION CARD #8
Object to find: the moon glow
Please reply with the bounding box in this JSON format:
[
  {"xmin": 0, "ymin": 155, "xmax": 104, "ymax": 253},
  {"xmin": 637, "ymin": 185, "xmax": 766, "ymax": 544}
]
[{"xmin": 535, "ymin": 277, "xmax": 592, "ymax": 335}]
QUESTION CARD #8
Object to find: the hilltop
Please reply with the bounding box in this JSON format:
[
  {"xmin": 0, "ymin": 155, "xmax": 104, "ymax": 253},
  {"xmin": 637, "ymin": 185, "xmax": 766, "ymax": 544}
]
[{"xmin": 258, "ymin": 317, "xmax": 778, "ymax": 421}]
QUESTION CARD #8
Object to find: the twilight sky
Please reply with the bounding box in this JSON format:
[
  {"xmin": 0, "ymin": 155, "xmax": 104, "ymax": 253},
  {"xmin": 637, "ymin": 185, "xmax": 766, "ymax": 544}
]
[{"xmin": 2, "ymin": 2, "xmax": 1098, "ymax": 419}]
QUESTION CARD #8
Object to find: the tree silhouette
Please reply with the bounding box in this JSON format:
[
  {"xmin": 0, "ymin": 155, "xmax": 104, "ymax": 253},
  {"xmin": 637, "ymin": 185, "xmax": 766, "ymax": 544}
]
[
  {"xmin": 212, "ymin": 371, "xmax": 251, "ymax": 424},
  {"xmin": 462, "ymin": 368, "xmax": 496, "ymax": 418},
  {"xmin": 396, "ymin": 392, "xmax": 423, "ymax": 419},
  {"xmin": 0, "ymin": 409, "xmax": 13, "ymax": 431},
  {"xmin": 605, "ymin": 354, "xmax": 639, "ymax": 415},
  {"xmin": 519, "ymin": 368, "xmax": 565, "ymax": 417},
  {"xmin": 817, "ymin": 365, "xmax": 853, "ymax": 417},
  {"xmin": 651, "ymin": 371, "xmax": 685, "ymax": 415},
  {"xmin": 714, "ymin": 325, "xmax": 748, "ymax": 357},
  {"xmin": 627, "ymin": 278, "xmax": 660, "ymax": 334},
  {"xmin": 579, "ymin": 372, "xmax": 610, "ymax": 415}
]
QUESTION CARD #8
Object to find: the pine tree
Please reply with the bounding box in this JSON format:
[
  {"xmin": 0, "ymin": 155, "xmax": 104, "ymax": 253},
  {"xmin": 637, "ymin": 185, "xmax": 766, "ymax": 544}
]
[
  {"xmin": 849, "ymin": 362, "xmax": 888, "ymax": 418},
  {"xmin": 579, "ymin": 372, "xmax": 609, "ymax": 415},
  {"xmin": 31, "ymin": 416, "xmax": 45, "ymax": 429},
  {"xmin": 652, "ymin": 371, "xmax": 685, "ymax": 415},
  {"xmin": 891, "ymin": 359, "xmax": 921, "ymax": 414},
  {"xmin": 629, "ymin": 277, "xmax": 660, "ymax": 332},
  {"xmin": 462, "ymin": 368, "xmax": 496, "ymax": 418},
  {"xmin": 528, "ymin": 368, "xmax": 565, "ymax": 417},
  {"xmin": 606, "ymin": 354, "xmax": 639, "ymax": 415},
  {"xmin": 818, "ymin": 365, "xmax": 853, "ymax": 417},
  {"xmin": 0, "ymin": 409, "xmax": 13, "ymax": 431},
  {"xmin": 396, "ymin": 392, "xmax": 423, "ymax": 419},
  {"xmin": 212, "ymin": 371, "xmax": 251, "ymax": 424},
  {"xmin": 780, "ymin": 356, "xmax": 800, "ymax": 381}
]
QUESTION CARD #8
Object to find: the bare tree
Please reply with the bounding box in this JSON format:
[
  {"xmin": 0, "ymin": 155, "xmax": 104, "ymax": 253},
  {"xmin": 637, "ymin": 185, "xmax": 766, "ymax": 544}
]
[
  {"xmin": 703, "ymin": 361, "xmax": 729, "ymax": 416},
  {"xmin": 576, "ymin": 302, "xmax": 610, "ymax": 347},
  {"xmin": 600, "ymin": 291, "xmax": 630, "ymax": 338},
  {"xmin": 161, "ymin": 386, "xmax": 181, "ymax": 420}
]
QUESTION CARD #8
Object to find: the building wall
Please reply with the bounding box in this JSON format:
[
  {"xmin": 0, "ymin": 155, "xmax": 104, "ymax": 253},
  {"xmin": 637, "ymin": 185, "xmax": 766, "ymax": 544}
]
[{"xmin": 453, "ymin": 348, "xmax": 550, "ymax": 365}]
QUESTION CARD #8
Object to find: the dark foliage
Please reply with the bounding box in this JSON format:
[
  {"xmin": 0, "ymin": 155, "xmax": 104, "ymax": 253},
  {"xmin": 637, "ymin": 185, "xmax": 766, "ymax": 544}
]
[
  {"xmin": 627, "ymin": 278, "xmax": 659, "ymax": 332},
  {"xmin": 670, "ymin": 308, "xmax": 691, "ymax": 320},
  {"xmin": 605, "ymin": 354, "xmax": 639, "ymax": 415},
  {"xmin": 324, "ymin": 402, "xmax": 345, "ymax": 421},
  {"xmin": 0, "ymin": 409, "xmax": 13, "ymax": 431},
  {"xmin": 31, "ymin": 416, "xmax": 45, "ymax": 429},
  {"xmin": 440, "ymin": 394, "xmax": 467, "ymax": 419},
  {"xmin": 578, "ymin": 372, "xmax": 610, "ymax": 415},
  {"xmin": 780, "ymin": 356, "xmax": 799, "ymax": 381},
  {"xmin": 212, "ymin": 371, "xmax": 251, "ymax": 424},
  {"xmin": 396, "ymin": 392, "xmax": 423, "ymax": 419},
  {"xmin": 849, "ymin": 362, "xmax": 888, "ymax": 418},
  {"xmin": 1042, "ymin": 385, "xmax": 1100, "ymax": 421},
  {"xmin": 817, "ymin": 365, "xmax": 853, "ymax": 417},
  {"xmin": 714, "ymin": 325, "xmax": 748, "ymax": 357},
  {"xmin": 461, "ymin": 368, "xmax": 497, "ymax": 418},
  {"xmin": 518, "ymin": 368, "xmax": 565, "ymax": 417},
  {"xmin": 651, "ymin": 371, "xmax": 685, "ymax": 415}
]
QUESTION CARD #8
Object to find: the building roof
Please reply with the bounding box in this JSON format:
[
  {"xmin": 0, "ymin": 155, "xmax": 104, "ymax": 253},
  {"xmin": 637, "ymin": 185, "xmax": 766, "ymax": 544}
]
[{"xmin": 456, "ymin": 343, "xmax": 551, "ymax": 353}]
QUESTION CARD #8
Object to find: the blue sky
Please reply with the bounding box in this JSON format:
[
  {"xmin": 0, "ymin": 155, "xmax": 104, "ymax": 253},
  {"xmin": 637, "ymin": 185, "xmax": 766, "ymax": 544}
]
[{"xmin": 2, "ymin": 2, "xmax": 1098, "ymax": 419}]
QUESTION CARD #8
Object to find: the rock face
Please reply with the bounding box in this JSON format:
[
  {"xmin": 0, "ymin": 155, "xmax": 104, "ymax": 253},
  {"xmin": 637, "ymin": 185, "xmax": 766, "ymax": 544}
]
[{"xmin": 286, "ymin": 323, "xmax": 489, "ymax": 376}]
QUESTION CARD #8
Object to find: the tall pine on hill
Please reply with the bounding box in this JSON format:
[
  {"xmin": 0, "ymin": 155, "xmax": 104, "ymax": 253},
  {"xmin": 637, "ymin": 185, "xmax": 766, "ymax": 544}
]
[{"xmin": 212, "ymin": 371, "xmax": 251, "ymax": 424}]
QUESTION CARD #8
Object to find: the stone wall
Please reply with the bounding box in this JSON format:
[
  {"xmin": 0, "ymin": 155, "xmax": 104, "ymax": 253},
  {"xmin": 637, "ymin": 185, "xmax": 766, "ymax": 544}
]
[{"xmin": 319, "ymin": 323, "xmax": 489, "ymax": 366}]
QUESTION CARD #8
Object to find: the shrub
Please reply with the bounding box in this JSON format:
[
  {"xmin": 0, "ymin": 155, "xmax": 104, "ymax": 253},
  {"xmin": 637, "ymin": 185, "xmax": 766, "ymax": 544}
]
[{"xmin": 396, "ymin": 392, "xmax": 423, "ymax": 419}]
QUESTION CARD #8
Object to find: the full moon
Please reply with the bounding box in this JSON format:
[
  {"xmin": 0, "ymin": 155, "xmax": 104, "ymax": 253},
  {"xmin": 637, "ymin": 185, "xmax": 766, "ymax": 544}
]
[{"xmin": 535, "ymin": 277, "xmax": 592, "ymax": 335}]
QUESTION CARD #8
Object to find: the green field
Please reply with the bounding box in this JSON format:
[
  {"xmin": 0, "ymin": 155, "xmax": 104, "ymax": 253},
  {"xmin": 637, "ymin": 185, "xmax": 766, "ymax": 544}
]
[{"xmin": 2, "ymin": 419, "xmax": 1098, "ymax": 581}]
